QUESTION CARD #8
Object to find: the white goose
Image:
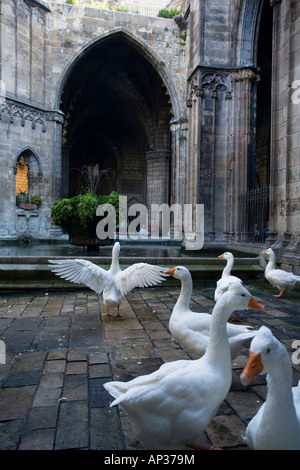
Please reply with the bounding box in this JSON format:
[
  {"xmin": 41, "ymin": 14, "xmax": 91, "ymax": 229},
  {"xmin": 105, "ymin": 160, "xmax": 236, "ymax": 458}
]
[
  {"xmin": 214, "ymin": 252, "xmax": 243, "ymax": 301},
  {"xmin": 262, "ymin": 247, "xmax": 300, "ymax": 298},
  {"xmin": 215, "ymin": 252, "xmax": 243, "ymax": 322},
  {"xmin": 49, "ymin": 242, "xmax": 167, "ymax": 317},
  {"xmin": 165, "ymin": 266, "xmax": 256, "ymax": 359},
  {"xmin": 104, "ymin": 283, "xmax": 263, "ymax": 450},
  {"xmin": 240, "ymin": 326, "xmax": 300, "ymax": 450}
]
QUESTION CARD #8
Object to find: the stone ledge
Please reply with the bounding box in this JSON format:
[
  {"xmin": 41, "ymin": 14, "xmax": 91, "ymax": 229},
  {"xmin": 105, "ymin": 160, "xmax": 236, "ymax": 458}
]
[{"xmin": 0, "ymin": 258, "xmax": 264, "ymax": 289}]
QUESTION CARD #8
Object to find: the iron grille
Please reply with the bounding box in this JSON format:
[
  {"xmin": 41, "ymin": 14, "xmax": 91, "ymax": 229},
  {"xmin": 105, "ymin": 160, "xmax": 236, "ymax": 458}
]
[{"xmin": 238, "ymin": 186, "xmax": 270, "ymax": 243}]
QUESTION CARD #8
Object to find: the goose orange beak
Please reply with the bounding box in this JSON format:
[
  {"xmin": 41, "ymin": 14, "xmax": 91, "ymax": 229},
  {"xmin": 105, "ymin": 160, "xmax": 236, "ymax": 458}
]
[
  {"xmin": 248, "ymin": 296, "xmax": 264, "ymax": 310},
  {"xmin": 240, "ymin": 351, "xmax": 264, "ymax": 386},
  {"xmin": 164, "ymin": 268, "xmax": 175, "ymax": 275},
  {"xmin": 218, "ymin": 253, "xmax": 225, "ymax": 258}
]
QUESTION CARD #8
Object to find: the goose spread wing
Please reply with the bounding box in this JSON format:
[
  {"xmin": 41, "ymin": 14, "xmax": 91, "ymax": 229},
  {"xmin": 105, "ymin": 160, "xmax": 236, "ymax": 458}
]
[
  {"xmin": 48, "ymin": 258, "xmax": 111, "ymax": 294},
  {"xmin": 115, "ymin": 263, "xmax": 167, "ymax": 296}
]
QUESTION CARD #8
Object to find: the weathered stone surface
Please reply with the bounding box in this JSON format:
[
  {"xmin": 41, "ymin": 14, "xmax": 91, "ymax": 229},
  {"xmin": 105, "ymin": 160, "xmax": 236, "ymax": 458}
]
[
  {"xmin": 0, "ymin": 386, "xmax": 36, "ymax": 420},
  {"xmin": 0, "ymin": 0, "xmax": 299, "ymax": 269},
  {"xmin": 0, "ymin": 283, "xmax": 299, "ymax": 450},
  {"xmin": 55, "ymin": 401, "xmax": 89, "ymax": 449},
  {"xmin": 206, "ymin": 415, "xmax": 246, "ymax": 448}
]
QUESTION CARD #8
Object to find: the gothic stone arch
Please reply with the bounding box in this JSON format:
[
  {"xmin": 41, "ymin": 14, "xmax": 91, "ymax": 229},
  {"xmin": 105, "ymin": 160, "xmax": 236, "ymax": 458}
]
[{"xmin": 56, "ymin": 30, "xmax": 181, "ymax": 211}]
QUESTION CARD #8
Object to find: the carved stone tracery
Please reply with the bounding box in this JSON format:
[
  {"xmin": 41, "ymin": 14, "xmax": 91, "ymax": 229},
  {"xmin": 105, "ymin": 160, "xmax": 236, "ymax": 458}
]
[
  {"xmin": 0, "ymin": 98, "xmax": 64, "ymax": 132},
  {"xmin": 188, "ymin": 70, "xmax": 232, "ymax": 102}
]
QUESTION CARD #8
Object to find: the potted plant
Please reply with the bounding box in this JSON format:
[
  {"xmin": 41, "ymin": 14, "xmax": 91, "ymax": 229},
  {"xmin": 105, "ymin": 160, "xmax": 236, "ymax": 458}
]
[
  {"xmin": 16, "ymin": 191, "xmax": 43, "ymax": 210},
  {"xmin": 16, "ymin": 191, "xmax": 28, "ymax": 206},
  {"xmin": 16, "ymin": 191, "xmax": 36, "ymax": 210},
  {"xmin": 51, "ymin": 190, "xmax": 120, "ymax": 251},
  {"xmin": 51, "ymin": 164, "xmax": 119, "ymax": 250},
  {"xmin": 30, "ymin": 195, "xmax": 43, "ymax": 207}
]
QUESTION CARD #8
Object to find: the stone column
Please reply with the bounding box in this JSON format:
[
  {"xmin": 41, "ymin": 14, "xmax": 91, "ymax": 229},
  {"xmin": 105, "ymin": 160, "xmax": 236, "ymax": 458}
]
[
  {"xmin": 231, "ymin": 68, "xmax": 260, "ymax": 241},
  {"xmin": 189, "ymin": 69, "xmax": 232, "ymax": 242},
  {"xmin": 268, "ymin": 0, "xmax": 300, "ymax": 273},
  {"xmin": 170, "ymin": 118, "xmax": 188, "ymax": 208}
]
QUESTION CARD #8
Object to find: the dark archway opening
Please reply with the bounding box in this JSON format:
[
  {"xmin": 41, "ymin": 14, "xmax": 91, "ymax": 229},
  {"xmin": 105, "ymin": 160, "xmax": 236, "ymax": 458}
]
[{"xmin": 60, "ymin": 33, "xmax": 172, "ymax": 204}]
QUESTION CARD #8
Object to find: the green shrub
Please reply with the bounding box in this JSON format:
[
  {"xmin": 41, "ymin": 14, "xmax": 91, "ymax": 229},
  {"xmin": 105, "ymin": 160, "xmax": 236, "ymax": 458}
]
[
  {"xmin": 31, "ymin": 195, "xmax": 43, "ymax": 205},
  {"xmin": 157, "ymin": 8, "xmax": 181, "ymax": 19},
  {"xmin": 51, "ymin": 191, "xmax": 120, "ymax": 233},
  {"xmin": 51, "ymin": 197, "xmax": 77, "ymax": 232},
  {"xmin": 98, "ymin": 190, "xmax": 121, "ymax": 222}
]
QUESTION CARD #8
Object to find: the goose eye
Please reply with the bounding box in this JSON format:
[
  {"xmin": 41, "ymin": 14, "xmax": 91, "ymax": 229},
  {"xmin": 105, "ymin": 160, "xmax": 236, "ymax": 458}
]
[{"xmin": 266, "ymin": 348, "xmax": 271, "ymax": 354}]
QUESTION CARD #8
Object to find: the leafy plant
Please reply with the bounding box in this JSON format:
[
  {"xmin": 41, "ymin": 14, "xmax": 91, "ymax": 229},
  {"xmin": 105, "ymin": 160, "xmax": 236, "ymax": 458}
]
[
  {"xmin": 51, "ymin": 197, "xmax": 77, "ymax": 232},
  {"xmin": 98, "ymin": 190, "xmax": 121, "ymax": 222},
  {"xmin": 51, "ymin": 191, "xmax": 120, "ymax": 233},
  {"xmin": 16, "ymin": 191, "xmax": 28, "ymax": 205},
  {"xmin": 113, "ymin": 4, "xmax": 129, "ymax": 12},
  {"xmin": 77, "ymin": 192, "xmax": 99, "ymax": 229},
  {"xmin": 157, "ymin": 8, "xmax": 181, "ymax": 19},
  {"xmin": 70, "ymin": 164, "xmax": 112, "ymax": 195},
  {"xmin": 30, "ymin": 195, "xmax": 43, "ymax": 205},
  {"xmin": 86, "ymin": 1, "xmax": 133, "ymax": 13},
  {"xmin": 87, "ymin": 0, "xmax": 109, "ymax": 9}
]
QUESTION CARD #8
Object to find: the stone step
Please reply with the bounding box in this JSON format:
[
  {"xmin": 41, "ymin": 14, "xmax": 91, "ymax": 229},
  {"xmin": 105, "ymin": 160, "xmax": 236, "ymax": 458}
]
[{"xmin": 0, "ymin": 256, "xmax": 264, "ymax": 289}]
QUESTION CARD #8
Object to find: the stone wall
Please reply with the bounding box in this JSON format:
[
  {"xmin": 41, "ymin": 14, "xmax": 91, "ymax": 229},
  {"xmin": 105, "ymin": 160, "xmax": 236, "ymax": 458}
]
[
  {"xmin": 181, "ymin": 0, "xmax": 299, "ymax": 263},
  {"xmin": 0, "ymin": 0, "xmax": 299, "ymax": 271},
  {"xmin": 0, "ymin": 0, "xmax": 186, "ymax": 239},
  {"xmin": 267, "ymin": 0, "xmax": 300, "ymax": 272}
]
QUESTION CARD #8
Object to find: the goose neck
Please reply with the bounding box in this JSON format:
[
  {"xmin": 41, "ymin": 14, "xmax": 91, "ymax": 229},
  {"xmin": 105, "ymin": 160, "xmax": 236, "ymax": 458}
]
[
  {"xmin": 266, "ymin": 252, "xmax": 276, "ymax": 270},
  {"xmin": 263, "ymin": 358, "xmax": 296, "ymax": 419},
  {"xmin": 223, "ymin": 257, "xmax": 234, "ymax": 276},
  {"xmin": 205, "ymin": 299, "xmax": 232, "ymax": 364},
  {"xmin": 110, "ymin": 248, "xmax": 121, "ymax": 274},
  {"xmin": 175, "ymin": 275, "xmax": 193, "ymax": 311}
]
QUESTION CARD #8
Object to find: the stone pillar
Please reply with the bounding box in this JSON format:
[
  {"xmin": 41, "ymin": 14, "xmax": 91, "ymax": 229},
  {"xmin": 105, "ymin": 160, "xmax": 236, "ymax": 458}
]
[
  {"xmin": 188, "ymin": 69, "xmax": 232, "ymax": 242},
  {"xmin": 268, "ymin": 0, "xmax": 300, "ymax": 273},
  {"xmin": 231, "ymin": 68, "xmax": 260, "ymax": 241},
  {"xmin": 170, "ymin": 118, "xmax": 188, "ymax": 208},
  {"xmin": 146, "ymin": 150, "xmax": 170, "ymax": 205}
]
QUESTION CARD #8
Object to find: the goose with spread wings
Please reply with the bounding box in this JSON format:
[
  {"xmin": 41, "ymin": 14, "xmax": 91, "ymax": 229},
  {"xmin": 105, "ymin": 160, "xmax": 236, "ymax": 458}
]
[{"xmin": 49, "ymin": 242, "xmax": 168, "ymax": 317}]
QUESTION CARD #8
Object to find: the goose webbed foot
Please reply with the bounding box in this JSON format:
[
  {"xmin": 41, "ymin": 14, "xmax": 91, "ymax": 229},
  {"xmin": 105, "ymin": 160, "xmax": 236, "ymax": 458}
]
[
  {"xmin": 274, "ymin": 288, "xmax": 286, "ymax": 298},
  {"xmin": 114, "ymin": 306, "xmax": 122, "ymax": 317},
  {"xmin": 103, "ymin": 307, "xmax": 113, "ymax": 317}
]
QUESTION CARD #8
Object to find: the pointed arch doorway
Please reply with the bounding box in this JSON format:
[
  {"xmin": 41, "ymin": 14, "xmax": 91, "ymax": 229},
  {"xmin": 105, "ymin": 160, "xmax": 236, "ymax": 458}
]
[{"xmin": 60, "ymin": 32, "xmax": 173, "ymax": 209}]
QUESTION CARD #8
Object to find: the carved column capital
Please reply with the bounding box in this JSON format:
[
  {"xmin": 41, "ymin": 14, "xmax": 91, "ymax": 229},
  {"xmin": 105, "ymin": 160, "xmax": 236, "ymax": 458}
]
[{"xmin": 231, "ymin": 68, "xmax": 260, "ymax": 83}]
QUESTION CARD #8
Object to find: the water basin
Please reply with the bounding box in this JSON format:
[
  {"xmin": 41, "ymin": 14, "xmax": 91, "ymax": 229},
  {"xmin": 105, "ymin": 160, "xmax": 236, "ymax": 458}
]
[{"xmin": 0, "ymin": 238, "xmax": 259, "ymax": 259}]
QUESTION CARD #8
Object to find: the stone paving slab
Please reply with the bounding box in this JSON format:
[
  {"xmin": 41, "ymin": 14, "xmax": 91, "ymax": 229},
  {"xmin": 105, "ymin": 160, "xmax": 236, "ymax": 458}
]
[{"xmin": 0, "ymin": 278, "xmax": 299, "ymax": 450}]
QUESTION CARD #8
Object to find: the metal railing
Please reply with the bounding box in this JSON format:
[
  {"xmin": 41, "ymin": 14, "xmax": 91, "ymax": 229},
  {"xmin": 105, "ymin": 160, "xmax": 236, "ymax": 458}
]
[
  {"xmin": 238, "ymin": 186, "xmax": 270, "ymax": 243},
  {"xmin": 75, "ymin": 0, "xmax": 164, "ymax": 17}
]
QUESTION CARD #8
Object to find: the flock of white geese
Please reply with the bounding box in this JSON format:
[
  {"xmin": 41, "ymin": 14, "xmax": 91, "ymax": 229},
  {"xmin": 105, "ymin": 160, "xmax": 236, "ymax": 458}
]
[{"xmin": 49, "ymin": 244, "xmax": 300, "ymax": 450}]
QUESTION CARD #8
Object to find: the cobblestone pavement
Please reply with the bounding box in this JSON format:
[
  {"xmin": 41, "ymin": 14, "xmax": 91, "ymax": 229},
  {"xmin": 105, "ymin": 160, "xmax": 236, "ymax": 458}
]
[{"xmin": 0, "ymin": 278, "xmax": 299, "ymax": 450}]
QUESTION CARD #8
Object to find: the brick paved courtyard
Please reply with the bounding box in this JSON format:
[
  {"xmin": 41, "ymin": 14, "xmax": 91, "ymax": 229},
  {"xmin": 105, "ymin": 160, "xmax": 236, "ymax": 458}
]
[{"xmin": 0, "ymin": 279, "xmax": 299, "ymax": 450}]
